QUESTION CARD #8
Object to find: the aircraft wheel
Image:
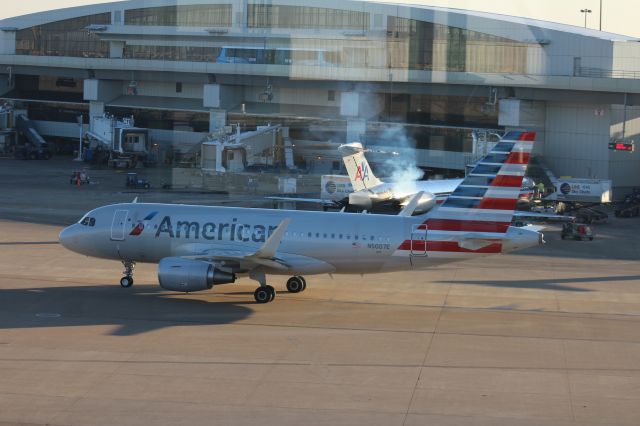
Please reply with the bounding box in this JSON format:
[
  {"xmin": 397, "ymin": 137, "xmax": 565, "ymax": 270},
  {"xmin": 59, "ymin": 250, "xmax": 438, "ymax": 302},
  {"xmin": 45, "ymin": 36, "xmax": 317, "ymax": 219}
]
[
  {"xmin": 267, "ymin": 285, "xmax": 276, "ymax": 301},
  {"xmin": 120, "ymin": 276, "xmax": 134, "ymax": 288},
  {"xmin": 286, "ymin": 276, "xmax": 305, "ymax": 293},
  {"xmin": 254, "ymin": 286, "xmax": 275, "ymax": 304}
]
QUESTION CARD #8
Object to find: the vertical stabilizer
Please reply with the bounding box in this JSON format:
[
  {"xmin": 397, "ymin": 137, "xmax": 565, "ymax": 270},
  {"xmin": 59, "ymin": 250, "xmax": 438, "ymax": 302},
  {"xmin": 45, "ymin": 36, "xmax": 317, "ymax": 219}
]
[
  {"xmin": 428, "ymin": 131, "xmax": 536, "ymax": 232},
  {"xmin": 342, "ymin": 150, "xmax": 383, "ymax": 191},
  {"xmin": 394, "ymin": 131, "xmax": 538, "ymax": 258}
]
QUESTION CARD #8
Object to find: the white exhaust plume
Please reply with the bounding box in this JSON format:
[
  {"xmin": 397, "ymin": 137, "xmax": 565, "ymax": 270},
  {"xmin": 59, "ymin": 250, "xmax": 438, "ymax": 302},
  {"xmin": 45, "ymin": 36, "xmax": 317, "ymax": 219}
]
[{"xmin": 376, "ymin": 126, "xmax": 424, "ymax": 198}]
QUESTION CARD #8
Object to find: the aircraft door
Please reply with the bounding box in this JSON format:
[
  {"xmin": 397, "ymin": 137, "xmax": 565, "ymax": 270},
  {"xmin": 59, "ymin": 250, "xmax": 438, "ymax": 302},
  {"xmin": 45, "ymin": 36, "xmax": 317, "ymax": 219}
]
[
  {"xmin": 410, "ymin": 224, "xmax": 428, "ymax": 257},
  {"xmin": 111, "ymin": 210, "xmax": 129, "ymax": 241}
]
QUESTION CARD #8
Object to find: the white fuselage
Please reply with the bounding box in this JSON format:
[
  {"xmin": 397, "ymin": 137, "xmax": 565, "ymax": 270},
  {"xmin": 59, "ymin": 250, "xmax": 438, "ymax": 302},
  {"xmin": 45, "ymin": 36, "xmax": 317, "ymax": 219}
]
[{"xmin": 59, "ymin": 202, "xmax": 541, "ymax": 278}]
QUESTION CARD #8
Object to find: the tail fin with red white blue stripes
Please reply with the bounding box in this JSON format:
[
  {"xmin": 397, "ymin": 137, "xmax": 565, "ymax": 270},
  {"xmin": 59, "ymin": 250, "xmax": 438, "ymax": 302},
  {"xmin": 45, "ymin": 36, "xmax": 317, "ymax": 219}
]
[
  {"xmin": 426, "ymin": 131, "xmax": 536, "ymax": 233},
  {"xmin": 394, "ymin": 131, "xmax": 536, "ymax": 257}
]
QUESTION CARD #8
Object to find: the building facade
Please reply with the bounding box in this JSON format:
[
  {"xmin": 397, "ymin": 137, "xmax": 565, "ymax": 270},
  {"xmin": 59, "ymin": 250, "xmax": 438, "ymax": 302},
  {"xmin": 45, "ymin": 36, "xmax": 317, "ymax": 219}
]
[{"xmin": 0, "ymin": 0, "xmax": 639, "ymax": 188}]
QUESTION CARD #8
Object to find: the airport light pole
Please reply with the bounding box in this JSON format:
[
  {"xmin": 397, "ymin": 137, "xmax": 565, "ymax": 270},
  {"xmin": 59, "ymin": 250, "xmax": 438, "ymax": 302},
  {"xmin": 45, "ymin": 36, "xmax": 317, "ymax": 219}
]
[
  {"xmin": 580, "ymin": 8, "xmax": 592, "ymax": 28},
  {"xmin": 599, "ymin": 0, "xmax": 602, "ymax": 31}
]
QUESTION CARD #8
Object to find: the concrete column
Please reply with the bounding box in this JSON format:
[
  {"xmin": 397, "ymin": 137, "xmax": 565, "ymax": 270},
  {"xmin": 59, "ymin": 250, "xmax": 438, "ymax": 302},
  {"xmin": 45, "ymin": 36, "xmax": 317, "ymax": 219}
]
[
  {"xmin": 0, "ymin": 31, "xmax": 16, "ymax": 55},
  {"xmin": 84, "ymin": 79, "xmax": 122, "ymax": 131},
  {"xmin": 110, "ymin": 41, "xmax": 125, "ymax": 59},
  {"xmin": 346, "ymin": 119, "xmax": 366, "ymax": 144},
  {"xmin": 89, "ymin": 101, "xmax": 105, "ymax": 120},
  {"xmin": 209, "ymin": 109, "xmax": 226, "ymax": 132},
  {"xmin": 0, "ymin": 74, "xmax": 13, "ymax": 97},
  {"xmin": 341, "ymin": 92, "xmax": 376, "ymax": 144}
]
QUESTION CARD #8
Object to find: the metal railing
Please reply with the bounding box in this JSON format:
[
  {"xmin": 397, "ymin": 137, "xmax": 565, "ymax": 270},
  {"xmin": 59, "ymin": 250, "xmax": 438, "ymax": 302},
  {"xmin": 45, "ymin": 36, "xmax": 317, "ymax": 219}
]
[{"xmin": 576, "ymin": 66, "xmax": 640, "ymax": 80}]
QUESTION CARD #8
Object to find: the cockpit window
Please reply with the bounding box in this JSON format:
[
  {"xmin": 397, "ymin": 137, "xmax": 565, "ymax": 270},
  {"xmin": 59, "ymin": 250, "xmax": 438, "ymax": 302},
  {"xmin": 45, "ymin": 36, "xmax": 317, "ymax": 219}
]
[{"xmin": 80, "ymin": 217, "xmax": 96, "ymax": 227}]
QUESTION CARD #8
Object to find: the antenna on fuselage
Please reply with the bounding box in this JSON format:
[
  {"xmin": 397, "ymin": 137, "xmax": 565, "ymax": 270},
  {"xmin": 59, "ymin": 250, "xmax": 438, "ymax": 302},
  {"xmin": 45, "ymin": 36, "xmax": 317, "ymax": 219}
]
[{"xmin": 132, "ymin": 197, "xmax": 138, "ymax": 203}]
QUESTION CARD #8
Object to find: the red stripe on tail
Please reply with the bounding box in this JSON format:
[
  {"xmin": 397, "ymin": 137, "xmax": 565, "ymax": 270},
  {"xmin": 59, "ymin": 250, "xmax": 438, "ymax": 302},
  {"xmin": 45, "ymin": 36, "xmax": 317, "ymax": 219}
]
[
  {"xmin": 505, "ymin": 152, "xmax": 531, "ymax": 165},
  {"xmin": 478, "ymin": 198, "xmax": 518, "ymax": 210},
  {"xmin": 426, "ymin": 219, "xmax": 510, "ymax": 233},
  {"xmin": 398, "ymin": 240, "xmax": 503, "ymax": 253},
  {"xmin": 518, "ymin": 132, "xmax": 536, "ymax": 141},
  {"xmin": 491, "ymin": 175, "xmax": 524, "ymax": 188}
]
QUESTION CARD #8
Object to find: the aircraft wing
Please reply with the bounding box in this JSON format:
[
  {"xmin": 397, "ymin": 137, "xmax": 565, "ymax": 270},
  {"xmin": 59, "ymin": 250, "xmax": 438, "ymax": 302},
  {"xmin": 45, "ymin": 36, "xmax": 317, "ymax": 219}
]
[
  {"xmin": 178, "ymin": 219, "xmax": 335, "ymax": 274},
  {"xmin": 265, "ymin": 196, "xmax": 339, "ymax": 207}
]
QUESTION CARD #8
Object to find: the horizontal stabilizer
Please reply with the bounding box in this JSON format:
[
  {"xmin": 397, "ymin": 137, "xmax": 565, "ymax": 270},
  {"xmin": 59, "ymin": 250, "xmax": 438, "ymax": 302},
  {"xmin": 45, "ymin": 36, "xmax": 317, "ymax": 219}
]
[{"xmin": 458, "ymin": 238, "xmax": 499, "ymax": 251}]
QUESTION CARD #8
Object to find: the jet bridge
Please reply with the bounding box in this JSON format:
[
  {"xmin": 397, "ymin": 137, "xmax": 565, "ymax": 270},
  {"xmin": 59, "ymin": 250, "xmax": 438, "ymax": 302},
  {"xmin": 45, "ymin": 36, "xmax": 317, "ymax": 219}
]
[
  {"xmin": 85, "ymin": 114, "xmax": 151, "ymax": 168},
  {"xmin": 15, "ymin": 114, "xmax": 50, "ymax": 160}
]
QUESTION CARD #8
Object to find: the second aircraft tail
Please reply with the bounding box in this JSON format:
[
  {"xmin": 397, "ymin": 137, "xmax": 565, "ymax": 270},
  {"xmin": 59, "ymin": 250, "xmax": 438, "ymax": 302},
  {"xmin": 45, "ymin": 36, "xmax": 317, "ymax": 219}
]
[{"xmin": 339, "ymin": 143, "xmax": 383, "ymax": 191}]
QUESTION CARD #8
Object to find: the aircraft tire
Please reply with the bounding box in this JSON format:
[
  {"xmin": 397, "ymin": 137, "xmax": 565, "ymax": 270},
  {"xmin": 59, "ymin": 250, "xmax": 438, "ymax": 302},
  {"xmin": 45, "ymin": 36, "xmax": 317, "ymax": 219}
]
[
  {"xmin": 120, "ymin": 276, "xmax": 134, "ymax": 288},
  {"xmin": 254, "ymin": 286, "xmax": 273, "ymax": 304},
  {"xmin": 286, "ymin": 276, "xmax": 305, "ymax": 293},
  {"xmin": 267, "ymin": 285, "xmax": 276, "ymax": 302},
  {"xmin": 298, "ymin": 276, "xmax": 307, "ymax": 291}
]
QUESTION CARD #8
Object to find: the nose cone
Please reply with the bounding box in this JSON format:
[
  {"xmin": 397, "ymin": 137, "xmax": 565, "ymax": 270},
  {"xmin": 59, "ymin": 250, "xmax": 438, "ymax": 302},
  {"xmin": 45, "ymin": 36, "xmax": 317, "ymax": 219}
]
[{"xmin": 59, "ymin": 225, "xmax": 80, "ymax": 252}]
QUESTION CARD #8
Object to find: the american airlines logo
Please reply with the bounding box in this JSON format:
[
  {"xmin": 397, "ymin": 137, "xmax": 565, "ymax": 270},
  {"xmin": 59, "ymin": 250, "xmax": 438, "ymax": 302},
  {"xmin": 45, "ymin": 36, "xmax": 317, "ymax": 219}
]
[
  {"xmin": 354, "ymin": 162, "xmax": 370, "ymax": 181},
  {"xmin": 129, "ymin": 211, "xmax": 158, "ymax": 236},
  {"xmin": 155, "ymin": 216, "xmax": 279, "ymax": 243}
]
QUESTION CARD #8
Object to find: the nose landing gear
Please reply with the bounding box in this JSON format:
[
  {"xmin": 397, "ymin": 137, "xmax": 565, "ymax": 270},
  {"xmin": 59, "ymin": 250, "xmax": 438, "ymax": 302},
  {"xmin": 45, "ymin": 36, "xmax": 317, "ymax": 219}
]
[{"xmin": 120, "ymin": 261, "xmax": 135, "ymax": 288}]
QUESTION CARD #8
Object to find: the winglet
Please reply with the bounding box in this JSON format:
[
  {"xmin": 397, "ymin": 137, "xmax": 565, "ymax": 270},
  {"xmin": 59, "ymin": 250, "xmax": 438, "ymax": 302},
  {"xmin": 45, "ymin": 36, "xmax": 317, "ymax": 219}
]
[
  {"xmin": 254, "ymin": 218, "xmax": 291, "ymax": 259},
  {"xmin": 398, "ymin": 191, "xmax": 424, "ymax": 217}
]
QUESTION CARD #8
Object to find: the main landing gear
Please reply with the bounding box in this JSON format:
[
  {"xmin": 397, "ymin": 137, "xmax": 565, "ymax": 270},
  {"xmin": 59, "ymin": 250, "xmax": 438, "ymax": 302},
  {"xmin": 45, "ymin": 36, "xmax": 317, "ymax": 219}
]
[
  {"xmin": 120, "ymin": 260, "xmax": 135, "ymax": 288},
  {"xmin": 254, "ymin": 285, "xmax": 276, "ymax": 304},
  {"xmin": 251, "ymin": 271, "xmax": 308, "ymax": 304},
  {"xmin": 286, "ymin": 276, "xmax": 307, "ymax": 293}
]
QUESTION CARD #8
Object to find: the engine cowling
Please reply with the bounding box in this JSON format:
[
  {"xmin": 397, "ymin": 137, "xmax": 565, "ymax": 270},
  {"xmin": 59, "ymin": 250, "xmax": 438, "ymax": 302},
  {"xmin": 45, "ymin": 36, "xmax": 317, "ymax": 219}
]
[
  {"xmin": 158, "ymin": 257, "xmax": 235, "ymax": 292},
  {"xmin": 413, "ymin": 192, "xmax": 437, "ymax": 215}
]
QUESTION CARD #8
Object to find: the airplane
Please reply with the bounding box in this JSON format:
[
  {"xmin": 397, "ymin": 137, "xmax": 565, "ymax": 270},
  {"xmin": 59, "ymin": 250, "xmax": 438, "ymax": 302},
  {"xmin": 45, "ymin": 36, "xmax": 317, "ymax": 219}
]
[
  {"xmin": 270, "ymin": 139, "xmax": 540, "ymax": 215},
  {"xmin": 59, "ymin": 131, "xmax": 543, "ymax": 304},
  {"xmin": 270, "ymin": 140, "xmax": 568, "ymax": 222},
  {"xmin": 337, "ymin": 142, "xmax": 462, "ymax": 213}
]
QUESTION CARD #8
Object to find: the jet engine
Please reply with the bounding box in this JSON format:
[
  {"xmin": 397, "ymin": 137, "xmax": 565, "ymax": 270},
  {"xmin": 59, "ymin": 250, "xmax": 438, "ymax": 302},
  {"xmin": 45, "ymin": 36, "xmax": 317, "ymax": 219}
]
[
  {"xmin": 347, "ymin": 190, "xmax": 437, "ymax": 215},
  {"xmin": 158, "ymin": 257, "xmax": 235, "ymax": 292},
  {"xmin": 408, "ymin": 192, "xmax": 437, "ymax": 215}
]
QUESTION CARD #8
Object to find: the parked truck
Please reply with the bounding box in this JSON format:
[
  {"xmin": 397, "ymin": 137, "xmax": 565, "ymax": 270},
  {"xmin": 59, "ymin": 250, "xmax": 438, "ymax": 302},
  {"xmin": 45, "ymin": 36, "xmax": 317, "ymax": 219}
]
[{"xmin": 542, "ymin": 178, "xmax": 612, "ymax": 223}]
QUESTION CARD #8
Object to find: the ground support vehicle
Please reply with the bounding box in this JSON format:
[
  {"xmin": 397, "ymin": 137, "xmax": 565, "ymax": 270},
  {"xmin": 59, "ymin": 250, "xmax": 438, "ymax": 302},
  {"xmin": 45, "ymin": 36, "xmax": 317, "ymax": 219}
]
[
  {"xmin": 126, "ymin": 172, "xmax": 150, "ymax": 189},
  {"xmin": 70, "ymin": 170, "xmax": 90, "ymax": 185},
  {"xmin": 561, "ymin": 222, "xmax": 594, "ymax": 241},
  {"xmin": 614, "ymin": 188, "xmax": 640, "ymax": 218}
]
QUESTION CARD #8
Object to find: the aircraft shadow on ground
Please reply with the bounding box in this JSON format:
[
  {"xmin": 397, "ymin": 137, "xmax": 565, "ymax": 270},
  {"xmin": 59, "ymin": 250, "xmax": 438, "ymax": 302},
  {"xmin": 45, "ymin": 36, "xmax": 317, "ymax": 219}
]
[
  {"xmin": 0, "ymin": 284, "xmax": 254, "ymax": 336},
  {"xmin": 436, "ymin": 275, "xmax": 640, "ymax": 292}
]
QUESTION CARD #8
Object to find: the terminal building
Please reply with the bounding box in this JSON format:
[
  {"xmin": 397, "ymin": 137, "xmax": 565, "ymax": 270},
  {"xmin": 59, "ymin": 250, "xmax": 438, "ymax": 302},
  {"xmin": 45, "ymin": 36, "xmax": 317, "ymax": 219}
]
[{"xmin": 0, "ymin": 0, "xmax": 639, "ymax": 190}]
